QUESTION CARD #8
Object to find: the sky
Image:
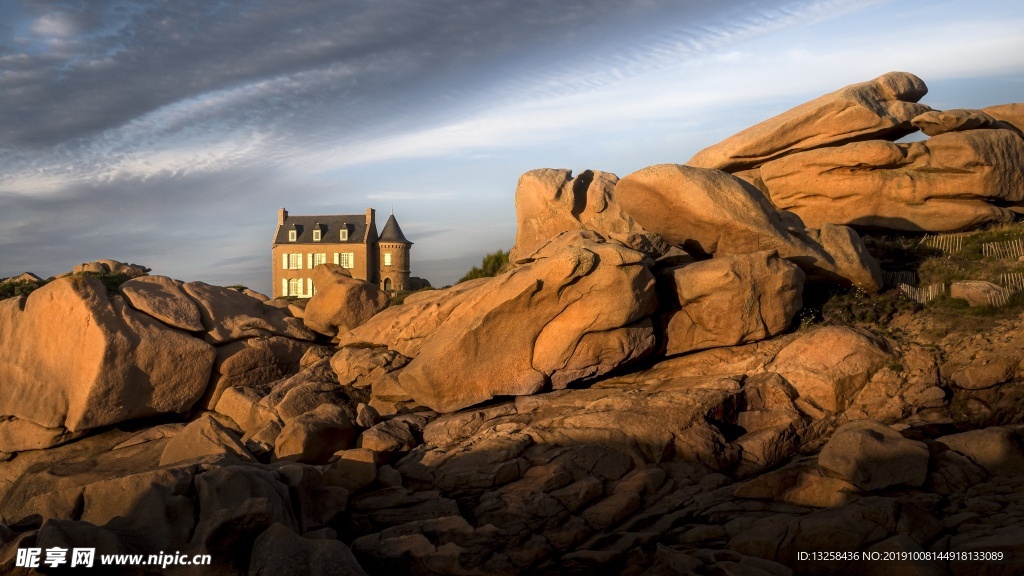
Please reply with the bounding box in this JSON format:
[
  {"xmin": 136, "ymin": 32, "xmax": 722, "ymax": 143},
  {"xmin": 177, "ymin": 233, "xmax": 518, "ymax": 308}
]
[{"xmin": 2, "ymin": 0, "xmax": 1023, "ymax": 293}]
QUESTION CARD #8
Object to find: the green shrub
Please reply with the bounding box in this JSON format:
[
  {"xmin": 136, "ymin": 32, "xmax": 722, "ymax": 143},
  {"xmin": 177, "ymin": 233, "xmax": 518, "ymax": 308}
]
[
  {"xmin": 77, "ymin": 271, "xmax": 137, "ymax": 293},
  {"xmin": 458, "ymin": 250, "xmax": 510, "ymax": 283}
]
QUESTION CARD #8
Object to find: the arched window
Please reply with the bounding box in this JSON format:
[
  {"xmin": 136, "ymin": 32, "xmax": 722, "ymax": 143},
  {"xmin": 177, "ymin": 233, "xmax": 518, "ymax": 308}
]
[{"xmin": 384, "ymin": 278, "xmax": 393, "ymax": 291}]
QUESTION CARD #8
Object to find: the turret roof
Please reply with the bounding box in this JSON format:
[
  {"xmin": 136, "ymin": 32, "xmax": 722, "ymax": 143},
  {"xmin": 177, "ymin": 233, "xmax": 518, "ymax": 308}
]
[{"xmin": 379, "ymin": 213, "xmax": 411, "ymax": 244}]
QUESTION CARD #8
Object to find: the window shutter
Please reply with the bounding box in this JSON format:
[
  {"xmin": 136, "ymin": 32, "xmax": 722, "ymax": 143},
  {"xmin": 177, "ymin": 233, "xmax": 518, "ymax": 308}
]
[
  {"xmin": 334, "ymin": 253, "xmax": 339, "ymax": 265},
  {"xmin": 307, "ymin": 253, "xmax": 312, "ymax": 269},
  {"xmin": 282, "ymin": 254, "xmax": 288, "ymax": 269},
  {"xmin": 281, "ymin": 279, "xmax": 288, "ymax": 296}
]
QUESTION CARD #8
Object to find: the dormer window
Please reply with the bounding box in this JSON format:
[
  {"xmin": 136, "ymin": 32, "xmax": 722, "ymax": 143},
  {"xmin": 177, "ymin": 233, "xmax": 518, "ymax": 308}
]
[
  {"xmin": 288, "ymin": 229, "xmax": 297, "ymax": 242},
  {"xmin": 339, "ymin": 227, "xmax": 348, "ymax": 241},
  {"xmin": 313, "ymin": 224, "xmax": 322, "ymax": 242}
]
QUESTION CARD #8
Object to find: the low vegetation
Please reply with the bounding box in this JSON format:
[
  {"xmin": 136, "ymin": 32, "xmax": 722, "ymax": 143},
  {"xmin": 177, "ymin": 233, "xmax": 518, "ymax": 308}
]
[
  {"xmin": 457, "ymin": 249, "xmax": 510, "ymax": 283},
  {"xmin": 807, "ymin": 222, "xmax": 1024, "ymax": 334}
]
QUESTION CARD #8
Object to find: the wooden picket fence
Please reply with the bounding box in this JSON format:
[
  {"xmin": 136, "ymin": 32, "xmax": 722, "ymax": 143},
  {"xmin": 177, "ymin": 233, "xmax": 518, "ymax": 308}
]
[
  {"xmin": 897, "ymin": 282, "xmax": 945, "ymax": 304},
  {"xmin": 882, "ymin": 270, "xmax": 916, "ymax": 289},
  {"xmin": 1000, "ymin": 272, "xmax": 1024, "ymax": 294},
  {"xmin": 987, "ymin": 289, "xmax": 1011, "ymax": 308},
  {"xmin": 981, "ymin": 239, "xmax": 1024, "ymax": 260},
  {"xmin": 919, "ymin": 234, "xmax": 965, "ymax": 253}
]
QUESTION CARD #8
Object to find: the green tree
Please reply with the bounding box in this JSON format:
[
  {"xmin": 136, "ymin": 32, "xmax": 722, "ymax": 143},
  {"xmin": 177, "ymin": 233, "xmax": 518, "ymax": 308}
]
[{"xmin": 458, "ymin": 250, "xmax": 510, "ymax": 283}]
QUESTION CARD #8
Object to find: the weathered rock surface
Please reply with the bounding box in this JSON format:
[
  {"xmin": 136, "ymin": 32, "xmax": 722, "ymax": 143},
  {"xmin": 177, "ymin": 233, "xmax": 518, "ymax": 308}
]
[
  {"xmin": 120, "ymin": 274, "xmax": 205, "ymax": 331},
  {"xmin": 769, "ymin": 326, "xmax": 890, "ymax": 413},
  {"xmin": 303, "ymin": 264, "xmax": 389, "ymax": 337},
  {"xmin": 911, "ymin": 108, "xmax": 998, "ymax": 136},
  {"xmin": 616, "ymin": 163, "xmax": 883, "ymax": 290},
  {"xmin": 759, "ymin": 129, "xmax": 1024, "ymax": 232},
  {"xmin": 0, "ymin": 276, "xmax": 216, "ymax": 450},
  {"xmin": 71, "ymin": 259, "xmax": 150, "ymax": 277},
  {"xmin": 950, "ymin": 280, "xmax": 1007, "ymax": 307},
  {"xmin": 663, "ymin": 251, "xmax": 804, "ymax": 355},
  {"xmin": 274, "ymin": 404, "xmax": 356, "ymax": 464},
  {"xmin": 818, "ymin": 420, "xmax": 929, "ymax": 491},
  {"xmin": 688, "ymin": 71, "xmax": 930, "ymax": 172},
  {"xmin": 509, "ymin": 168, "xmax": 667, "ymax": 260},
  {"xmin": 982, "ymin": 102, "xmax": 1024, "ymax": 134},
  {"xmin": 343, "ymin": 231, "xmax": 658, "ymax": 413},
  {"xmin": 182, "ymin": 280, "xmax": 317, "ymax": 344}
]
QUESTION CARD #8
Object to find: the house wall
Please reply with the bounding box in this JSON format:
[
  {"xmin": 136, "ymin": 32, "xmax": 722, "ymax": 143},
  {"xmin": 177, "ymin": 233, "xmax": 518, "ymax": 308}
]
[{"xmin": 271, "ymin": 242, "xmax": 371, "ymax": 298}]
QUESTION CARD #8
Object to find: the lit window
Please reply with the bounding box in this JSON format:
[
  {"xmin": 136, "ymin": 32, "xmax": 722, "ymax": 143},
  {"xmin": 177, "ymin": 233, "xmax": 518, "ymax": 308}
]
[
  {"xmin": 339, "ymin": 253, "xmax": 354, "ymax": 268},
  {"xmin": 288, "ymin": 278, "xmax": 300, "ymax": 295},
  {"xmin": 313, "ymin": 253, "xmax": 326, "ymax": 267},
  {"xmin": 288, "ymin": 230, "xmax": 297, "ymax": 242},
  {"xmin": 340, "ymin": 228, "xmax": 348, "ymax": 241},
  {"xmin": 384, "ymin": 252, "xmax": 392, "ymax": 266},
  {"xmin": 288, "ymin": 254, "xmax": 302, "ymax": 269},
  {"xmin": 313, "ymin": 229, "xmax": 321, "ymax": 242}
]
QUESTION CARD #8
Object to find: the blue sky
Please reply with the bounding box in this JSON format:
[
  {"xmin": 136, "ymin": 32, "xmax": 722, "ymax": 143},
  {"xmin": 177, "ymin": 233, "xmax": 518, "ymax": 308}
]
[{"xmin": 2, "ymin": 0, "xmax": 1023, "ymax": 292}]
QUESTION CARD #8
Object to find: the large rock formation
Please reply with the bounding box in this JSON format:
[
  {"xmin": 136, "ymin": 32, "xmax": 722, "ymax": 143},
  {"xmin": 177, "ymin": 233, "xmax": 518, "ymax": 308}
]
[
  {"xmin": 688, "ymin": 71, "xmax": 931, "ymax": 172},
  {"xmin": 340, "ymin": 231, "xmax": 658, "ymax": 412},
  {"xmin": 662, "ymin": 251, "xmax": 804, "ymax": 356},
  {"xmin": 759, "ymin": 128, "xmax": 1024, "ymax": 231},
  {"xmin": 615, "ymin": 163, "xmax": 883, "ymax": 290},
  {"xmin": 0, "ymin": 276, "xmax": 216, "ymax": 451},
  {"xmin": 509, "ymin": 168, "xmax": 667, "ymax": 260},
  {"xmin": 302, "ymin": 264, "xmax": 389, "ymax": 337}
]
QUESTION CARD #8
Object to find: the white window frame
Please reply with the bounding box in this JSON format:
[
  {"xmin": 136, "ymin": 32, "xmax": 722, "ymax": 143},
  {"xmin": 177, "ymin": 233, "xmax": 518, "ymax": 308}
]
[
  {"xmin": 339, "ymin": 228, "xmax": 348, "ymax": 241},
  {"xmin": 288, "ymin": 230, "xmax": 297, "ymax": 242},
  {"xmin": 312, "ymin": 253, "xmax": 326, "ymax": 267},
  {"xmin": 288, "ymin": 278, "xmax": 300, "ymax": 296},
  {"xmin": 384, "ymin": 252, "xmax": 392, "ymax": 266},
  {"xmin": 338, "ymin": 252, "xmax": 354, "ymax": 269},
  {"xmin": 313, "ymin": 229, "xmax": 321, "ymax": 242},
  {"xmin": 288, "ymin": 253, "xmax": 302, "ymax": 270}
]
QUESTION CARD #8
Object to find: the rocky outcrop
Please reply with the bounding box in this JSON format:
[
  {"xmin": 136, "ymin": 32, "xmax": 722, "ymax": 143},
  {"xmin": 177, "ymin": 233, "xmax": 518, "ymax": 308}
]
[
  {"xmin": 183, "ymin": 281, "xmax": 317, "ymax": 344},
  {"xmin": 0, "ymin": 276, "xmax": 216, "ymax": 451},
  {"xmin": 688, "ymin": 71, "xmax": 930, "ymax": 172},
  {"xmin": 341, "ymin": 231, "xmax": 658, "ymax": 413},
  {"xmin": 759, "ymin": 128, "xmax": 1024, "ymax": 232},
  {"xmin": 120, "ymin": 275, "xmax": 205, "ymax": 332},
  {"xmin": 616, "ymin": 163, "xmax": 883, "ymax": 290},
  {"xmin": 769, "ymin": 326, "xmax": 890, "ymax": 414},
  {"xmin": 663, "ymin": 251, "xmax": 804, "ymax": 355},
  {"xmin": 71, "ymin": 259, "xmax": 150, "ymax": 277},
  {"xmin": 509, "ymin": 168, "xmax": 667, "ymax": 260},
  {"xmin": 303, "ymin": 264, "xmax": 389, "ymax": 337},
  {"xmin": 911, "ymin": 108, "xmax": 999, "ymax": 136}
]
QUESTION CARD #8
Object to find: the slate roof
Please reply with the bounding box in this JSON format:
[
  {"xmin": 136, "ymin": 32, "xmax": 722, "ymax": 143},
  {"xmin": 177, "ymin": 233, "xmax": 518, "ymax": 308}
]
[
  {"xmin": 379, "ymin": 213, "xmax": 412, "ymax": 244},
  {"xmin": 274, "ymin": 214, "xmax": 377, "ymax": 245}
]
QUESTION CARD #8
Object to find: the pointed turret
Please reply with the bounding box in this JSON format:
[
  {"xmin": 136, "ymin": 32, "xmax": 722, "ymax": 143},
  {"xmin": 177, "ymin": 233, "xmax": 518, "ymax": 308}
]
[{"xmin": 379, "ymin": 213, "xmax": 411, "ymax": 244}]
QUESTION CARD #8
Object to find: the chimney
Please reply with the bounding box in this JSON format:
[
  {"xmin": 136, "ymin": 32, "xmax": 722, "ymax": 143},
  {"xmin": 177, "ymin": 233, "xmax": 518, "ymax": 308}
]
[
  {"xmin": 365, "ymin": 207, "xmax": 375, "ymax": 225},
  {"xmin": 278, "ymin": 208, "xmax": 288, "ymax": 225}
]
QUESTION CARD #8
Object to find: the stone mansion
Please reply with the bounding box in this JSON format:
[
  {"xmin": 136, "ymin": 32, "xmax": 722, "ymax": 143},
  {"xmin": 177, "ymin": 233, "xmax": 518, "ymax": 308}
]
[{"xmin": 271, "ymin": 207, "xmax": 416, "ymax": 298}]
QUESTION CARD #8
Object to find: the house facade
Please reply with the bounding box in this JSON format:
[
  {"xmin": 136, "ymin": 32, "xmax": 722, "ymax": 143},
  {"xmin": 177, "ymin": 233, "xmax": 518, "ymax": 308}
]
[{"xmin": 271, "ymin": 207, "xmax": 413, "ymax": 298}]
